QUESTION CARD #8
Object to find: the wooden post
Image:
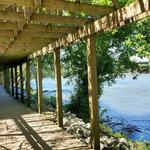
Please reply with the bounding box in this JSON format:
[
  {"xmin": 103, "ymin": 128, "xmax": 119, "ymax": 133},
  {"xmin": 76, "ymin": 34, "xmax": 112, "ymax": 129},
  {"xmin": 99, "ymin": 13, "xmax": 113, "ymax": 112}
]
[
  {"xmin": 19, "ymin": 63, "xmax": 24, "ymax": 103},
  {"xmin": 87, "ymin": 34, "xmax": 100, "ymax": 150},
  {"xmin": 11, "ymin": 67, "xmax": 14, "ymax": 96},
  {"xmin": 26, "ymin": 61, "xmax": 31, "ymax": 107},
  {"xmin": 54, "ymin": 49, "xmax": 63, "ymax": 127},
  {"xmin": 3, "ymin": 69, "xmax": 6, "ymax": 89},
  {"xmin": 6, "ymin": 68, "xmax": 10, "ymax": 93},
  {"xmin": 37, "ymin": 56, "xmax": 43, "ymax": 114},
  {"xmin": 14, "ymin": 66, "xmax": 18, "ymax": 99}
]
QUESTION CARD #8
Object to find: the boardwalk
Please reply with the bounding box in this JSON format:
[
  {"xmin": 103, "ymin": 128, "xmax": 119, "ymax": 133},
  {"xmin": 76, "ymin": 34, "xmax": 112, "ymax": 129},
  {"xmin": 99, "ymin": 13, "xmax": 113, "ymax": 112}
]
[{"xmin": 0, "ymin": 85, "xmax": 91, "ymax": 150}]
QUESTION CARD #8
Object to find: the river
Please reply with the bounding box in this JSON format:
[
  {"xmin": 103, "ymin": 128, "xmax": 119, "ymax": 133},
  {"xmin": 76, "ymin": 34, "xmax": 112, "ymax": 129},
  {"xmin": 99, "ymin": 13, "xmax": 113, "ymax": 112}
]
[{"xmin": 31, "ymin": 74, "xmax": 150, "ymax": 142}]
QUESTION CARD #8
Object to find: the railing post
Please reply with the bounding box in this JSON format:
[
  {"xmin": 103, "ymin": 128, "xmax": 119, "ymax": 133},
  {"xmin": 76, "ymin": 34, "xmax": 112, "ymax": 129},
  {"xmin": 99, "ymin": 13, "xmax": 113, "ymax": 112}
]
[
  {"xmin": 11, "ymin": 67, "xmax": 14, "ymax": 97},
  {"xmin": 26, "ymin": 61, "xmax": 31, "ymax": 107},
  {"xmin": 14, "ymin": 66, "xmax": 18, "ymax": 99},
  {"xmin": 54, "ymin": 49, "xmax": 63, "ymax": 127},
  {"xmin": 37, "ymin": 56, "xmax": 43, "ymax": 114},
  {"xmin": 87, "ymin": 34, "xmax": 100, "ymax": 150},
  {"xmin": 19, "ymin": 63, "xmax": 24, "ymax": 103}
]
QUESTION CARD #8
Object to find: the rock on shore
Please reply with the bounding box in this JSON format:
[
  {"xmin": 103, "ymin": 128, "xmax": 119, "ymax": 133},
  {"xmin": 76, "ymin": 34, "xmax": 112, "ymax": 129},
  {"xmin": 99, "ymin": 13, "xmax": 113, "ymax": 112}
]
[{"xmin": 47, "ymin": 111, "xmax": 136, "ymax": 150}]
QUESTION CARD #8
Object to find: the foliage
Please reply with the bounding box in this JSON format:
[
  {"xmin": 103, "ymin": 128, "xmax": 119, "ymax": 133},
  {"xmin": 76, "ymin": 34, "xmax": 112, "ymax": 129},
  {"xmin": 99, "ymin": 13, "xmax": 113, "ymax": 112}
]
[
  {"xmin": 43, "ymin": 96, "xmax": 56, "ymax": 109},
  {"xmin": 42, "ymin": 53, "xmax": 54, "ymax": 78},
  {"xmin": 60, "ymin": 17, "xmax": 150, "ymax": 121},
  {"xmin": 134, "ymin": 141, "xmax": 150, "ymax": 150}
]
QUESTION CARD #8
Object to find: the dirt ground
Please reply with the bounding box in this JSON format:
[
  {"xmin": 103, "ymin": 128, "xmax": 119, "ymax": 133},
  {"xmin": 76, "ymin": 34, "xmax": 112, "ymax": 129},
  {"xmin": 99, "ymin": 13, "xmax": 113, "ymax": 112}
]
[{"xmin": 0, "ymin": 85, "xmax": 91, "ymax": 150}]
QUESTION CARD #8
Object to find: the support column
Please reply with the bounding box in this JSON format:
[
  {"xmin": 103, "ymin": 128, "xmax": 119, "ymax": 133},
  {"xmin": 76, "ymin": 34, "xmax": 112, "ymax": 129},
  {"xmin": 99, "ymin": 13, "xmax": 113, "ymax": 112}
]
[
  {"xmin": 37, "ymin": 56, "xmax": 43, "ymax": 114},
  {"xmin": 54, "ymin": 49, "xmax": 63, "ymax": 127},
  {"xmin": 14, "ymin": 66, "xmax": 18, "ymax": 99},
  {"xmin": 3, "ymin": 69, "xmax": 7, "ymax": 90},
  {"xmin": 19, "ymin": 63, "xmax": 24, "ymax": 103},
  {"xmin": 26, "ymin": 61, "xmax": 31, "ymax": 107},
  {"xmin": 11, "ymin": 67, "xmax": 14, "ymax": 97},
  {"xmin": 4, "ymin": 68, "xmax": 10, "ymax": 93},
  {"xmin": 87, "ymin": 34, "xmax": 100, "ymax": 150},
  {"xmin": 6, "ymin": 68, "xmax": 10, "ymax": 93}
]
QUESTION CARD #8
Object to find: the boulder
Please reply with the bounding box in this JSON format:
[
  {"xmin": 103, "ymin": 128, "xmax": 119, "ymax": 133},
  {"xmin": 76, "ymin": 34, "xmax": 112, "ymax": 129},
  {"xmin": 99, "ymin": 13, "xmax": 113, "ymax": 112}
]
[{"xmin": 119, "ymin": 138, "xmax": 129, "ymax": 146}]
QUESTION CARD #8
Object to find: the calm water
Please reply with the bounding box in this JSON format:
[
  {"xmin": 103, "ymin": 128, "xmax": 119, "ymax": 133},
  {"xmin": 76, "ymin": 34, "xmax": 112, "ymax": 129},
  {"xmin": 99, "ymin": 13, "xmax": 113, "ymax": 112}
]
[
  {"xmin": 31, "ymin": 74, "xmax": 150, "ymax": 141},
  {"xmin": 100, "ymin": 74, "xmax": 150, "ymax": 141}
]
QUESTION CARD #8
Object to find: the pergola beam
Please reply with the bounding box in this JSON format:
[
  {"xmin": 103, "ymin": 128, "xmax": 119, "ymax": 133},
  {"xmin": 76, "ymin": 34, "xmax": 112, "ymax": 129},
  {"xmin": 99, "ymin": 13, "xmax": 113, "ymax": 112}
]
[
  {"xmin": 0, "ymin": 10, "xmax": 91, "ymax": 26},
  {"xmin": 24, "ymin": 25, "xmax": 77, "ymax": 33},
  {"xmin": 0, "ymin": 22, "xmax": 18, "ymax": 30},
  {"xmin": 20, "ymin": 31, "xmax": 64, "ymax": 38},
  {"xmin": 29, "ymin": 0, "xmax": 150, "ymax": 58},
  {"xmin": 0, "ymin": 21, "xmax": 77, "ymax": 33},
  {"xmin": 0, "ymin": 0, "xmax": 115, "ymax": 15}
]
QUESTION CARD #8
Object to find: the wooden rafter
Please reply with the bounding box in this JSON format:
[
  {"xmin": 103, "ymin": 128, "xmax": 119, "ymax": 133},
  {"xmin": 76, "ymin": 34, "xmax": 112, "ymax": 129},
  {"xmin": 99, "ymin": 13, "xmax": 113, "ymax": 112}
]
[
  {"xmin": 0, "ymin": 10, "xmax": 91, "ymax": 26},
  {"xmin": 28, "ymin": 0, "xmax": 150, "ymax": 58},
  {"xmin": 0, "ymin": 0, "xmax": 115, "ymax": 15}
]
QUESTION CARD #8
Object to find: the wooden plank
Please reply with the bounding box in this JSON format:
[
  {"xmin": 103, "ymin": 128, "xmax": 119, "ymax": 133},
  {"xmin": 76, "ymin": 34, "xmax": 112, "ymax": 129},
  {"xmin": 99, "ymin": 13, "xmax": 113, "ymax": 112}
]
[
  {"xmin": 87, "ymin": 34, "xmax": 100, "ymax": 150},
  {"xmin": 0, "ymin": 10, "xmax": 90, "ymax": 26},
  {"xmin": 37, "ymin": 55, "xmax": 43, "ymax": 114},
  {"xmin": 19, "ymin": 63, "xmax": 24, "ymax": 103},
  {"xmin": 11, "ymin": 67, "xmax": 14, "ymax": 97},
  {"xmin": 14, "ymin": 66, "xmax": 18, "ymax": 99},
  {"xmin": 29, "ymin": 0, "xmax": 150, "ymax": 59},
  {"xmin": 26, "ymin": 61, "xmax": 31, "ymax": 107},
  {"xmin": 21, "ymin": 31, "xmax": 64, "ymax": 38},
  {"xmin": 0, "ymin": 30, "xmax": 14, "ymax": 37},
  {"xmin": 0, "ymin": 10, "xmax": 24, "ymax": 21},
  {"xmin": 24, "ymin": 24, "xmax": 76, "ymax": 33},
  {"xmin": 0, "ymin": 22, "xmax": 18, "ymax": 30},
  {"xmin": 54, "ymin": 49, "xmax": 63, "ymax": 127},
  {"xmin": 0, "ymin": 0, "xmax": 114, "ymax": 15},
  {"xmin": 31, "ymin": 14, "xmax": 90, "ymax": 26}
]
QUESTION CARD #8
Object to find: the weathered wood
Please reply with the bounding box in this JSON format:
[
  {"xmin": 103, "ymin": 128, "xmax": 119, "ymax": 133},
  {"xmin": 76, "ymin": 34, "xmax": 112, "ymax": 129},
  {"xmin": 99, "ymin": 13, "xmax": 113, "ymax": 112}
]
[
  {"xmin": 0, "ymin": 10, "xmax": 90, "ymax": 26},
  {"xmin": 24, "ymin": 24, "xmax": 76, "ymax": 33},
  {"xmin": 37, "ymin": 55, "xmax": 43, "ymax": 114},
  {"xmin": 14, "ymin": 66, "xmax": 18, "ymax": 99},
  {"xmin": 4, "ymin": 68, "xmax": 10, "ymax": 93},
  {"xmin": 0, "ymin": 30, "xmax": 14, "ymax": 37},
  {"xmin": 54, "ymin": 49, "xmax": 63, "ymax": 127},
  {"xmin": 11, "ymin": 67, "xmax": 14, "ymax": 97},
  {"xmin": 26, "ymin": 61, "xmax": 31, "ymax": 107},
  {"xmin": 0, "ymin": 0, "xmax": 114, "ymax": 15},
  {"xmin": 19, "ymin": 63, "xmax": 24, "ymax": 103},
  {"xmin": 21, "ymin": 31, "xmax": 64, "ymax": 38},
  {"xmin": 31, "ymin": 14, "xmax": 90, "ymax": 26},
  {"xmin": 0, "ymin": 22, "xmax": 18, "ymax": 30},
  {"xmin": 3, "ymin": 69, "xmax": 6, "ymax": 89},
  {"xmin": 87, "ymin": 34, "xmax": 100, "ymax": 150},
  {"xmin": 29, "ymin": 0, "xmax": 150, "ymax": 59},
  {"xmin": 0, "ymin": 71, "xmax": 3, "ymax": 85}
]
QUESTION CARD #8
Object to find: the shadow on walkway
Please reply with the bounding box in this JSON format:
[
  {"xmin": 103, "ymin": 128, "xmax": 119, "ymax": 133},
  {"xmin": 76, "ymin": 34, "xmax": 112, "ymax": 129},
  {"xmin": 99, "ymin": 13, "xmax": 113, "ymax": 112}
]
[{"xmin": 0, "ymin": 85, "xmax": 90, "ymax": 150}]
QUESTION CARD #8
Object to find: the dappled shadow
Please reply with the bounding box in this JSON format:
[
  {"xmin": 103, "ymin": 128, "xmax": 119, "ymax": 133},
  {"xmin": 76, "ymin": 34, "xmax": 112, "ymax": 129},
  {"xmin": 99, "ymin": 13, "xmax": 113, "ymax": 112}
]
[
  {"xmin": 0, "ymin": 86, "xmax": 90, "ymax": 149},
  {"xmin": 13, "ymin": 116, "xmax": 52, "ymax": 150}
]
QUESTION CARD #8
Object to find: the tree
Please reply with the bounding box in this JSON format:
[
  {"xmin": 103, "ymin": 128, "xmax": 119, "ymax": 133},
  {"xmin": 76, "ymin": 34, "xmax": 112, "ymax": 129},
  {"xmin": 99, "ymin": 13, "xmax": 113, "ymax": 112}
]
[{"xmin": 61, "ymin": 17, "xmax": 150, "ymax": 121}]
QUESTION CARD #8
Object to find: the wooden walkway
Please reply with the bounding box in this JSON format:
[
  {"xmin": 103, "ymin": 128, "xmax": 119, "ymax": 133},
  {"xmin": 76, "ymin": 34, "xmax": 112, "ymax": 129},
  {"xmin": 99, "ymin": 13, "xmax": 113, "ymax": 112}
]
[{"xmin": 0, "ymin": 85, "xmax": 91, "ymax": 150}]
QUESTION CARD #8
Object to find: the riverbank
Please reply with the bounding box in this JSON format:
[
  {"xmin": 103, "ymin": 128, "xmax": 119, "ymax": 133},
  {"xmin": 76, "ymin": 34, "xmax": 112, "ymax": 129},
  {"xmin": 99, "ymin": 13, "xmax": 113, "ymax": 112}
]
[
  {"xmin": 29, "ymin": 74, "xmax": 150, "ymax": 142},
  {"xmin": 42, "ymin": 111, "xmax": 150, "ymax": 150}
]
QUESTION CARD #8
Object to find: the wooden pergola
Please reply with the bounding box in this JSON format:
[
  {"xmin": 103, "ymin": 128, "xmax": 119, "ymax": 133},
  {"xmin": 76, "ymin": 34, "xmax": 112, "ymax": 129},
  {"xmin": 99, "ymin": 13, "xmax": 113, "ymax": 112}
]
[{"xmin": 0, "ymin": 0, "xmax": 149, "ymax": 149}]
